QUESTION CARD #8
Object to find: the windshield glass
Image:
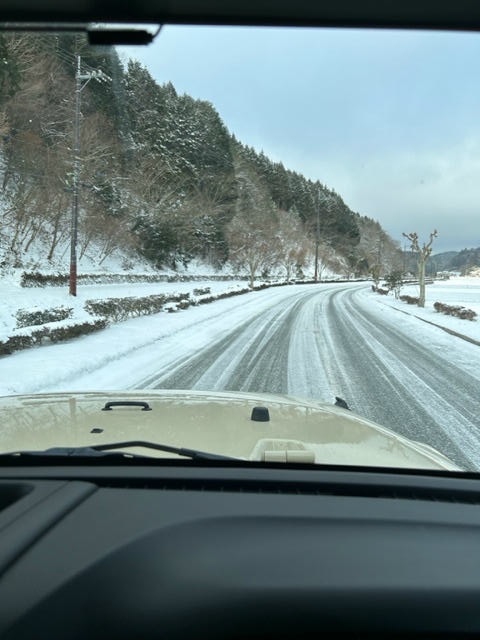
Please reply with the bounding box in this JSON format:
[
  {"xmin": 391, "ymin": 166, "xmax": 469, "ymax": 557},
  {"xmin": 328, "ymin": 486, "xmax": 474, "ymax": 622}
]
[{"xmin": 0, "ymin": 25, "xmax": 478, "ymax": 470}]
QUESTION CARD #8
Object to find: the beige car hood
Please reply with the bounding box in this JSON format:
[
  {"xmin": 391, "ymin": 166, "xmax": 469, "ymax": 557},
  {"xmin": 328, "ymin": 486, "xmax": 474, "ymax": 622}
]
[{"xmin": 0, "ymin": 390, "xmax": 460, "ymax": 470}]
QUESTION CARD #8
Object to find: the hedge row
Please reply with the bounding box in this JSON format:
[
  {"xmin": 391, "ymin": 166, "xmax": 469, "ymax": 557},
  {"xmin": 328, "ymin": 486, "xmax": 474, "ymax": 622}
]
[
  {"xmin": 196, "ymin": 287, "xmax": 251, "ymax": 305},
  {"xmin": 399, "ymin": 295, "xmax": 420, "ymax": 305},
  {"xmin": 20, "ymin": 272, "xmax": 250, "ymax": 287},
  {"xmin": 121, "ymin": 282, "xmax": 294, "ymax": 314},
  {"xmin": 192, "ymin": 287, "xmax": 211, "ymax": 296},
  {"xmin": 3, "ymin": 278, "xmax": 337, "ymax": 358},
  {"xmin": 372, "ymin": 286, "xmax": 389, "ymax": 295},
  {"xmin": 0, "ymin": 319, "xmax": 107, "ymax": 356},
  {"xmin": 434, "ymin": 301, "xmax": 477, "ymax": 321},
  {"xmin": 20, "ymin": 271, "xmax": 353, "ymax": 288},
  {"xmin": 3, "ymin": 283, "xmax": 270, "ymax": 356},
  {"xmin": 83, "ymin": 282, "xmax": 299, "ymax": 320},
  {"xmin": 84, "ymin": 292, "xmax": 191, "ymax": 322},
  {"xmin": 165, "ymin": 283, "xmax": 281, "ymax": 310},
  {"xmin": 15, "ymin": 306, "xmax": 73, "ymax": 329}
]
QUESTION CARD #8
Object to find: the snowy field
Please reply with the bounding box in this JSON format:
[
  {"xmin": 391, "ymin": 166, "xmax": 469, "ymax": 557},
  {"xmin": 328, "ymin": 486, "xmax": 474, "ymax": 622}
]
[{"xmin": 373, "ymin": 277, "xmax": 480, "ymax": 343}]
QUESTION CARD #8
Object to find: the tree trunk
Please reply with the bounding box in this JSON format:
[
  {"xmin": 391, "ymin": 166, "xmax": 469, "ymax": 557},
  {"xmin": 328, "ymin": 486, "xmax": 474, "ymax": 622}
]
[
  {"xmin": 79, "ymin": 230, "xmax": 95, "ymax": 259},
  {"xmin": 418, "ymin": 258, "xmax": 426, "ymax": 307},
  {"xmin": 23, "ymin": 223, "xmax": 40, "ymax": 252},
  {"xmin": 48, "ymin": 208, "xmax": 65, "ymax": 261}
]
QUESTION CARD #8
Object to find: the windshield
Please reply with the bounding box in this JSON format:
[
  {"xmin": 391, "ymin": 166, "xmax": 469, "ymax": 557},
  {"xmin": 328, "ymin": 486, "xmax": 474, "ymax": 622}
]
[{"xmin": 0, "ymin": 25, "xmax": 478, "ymax": 471}]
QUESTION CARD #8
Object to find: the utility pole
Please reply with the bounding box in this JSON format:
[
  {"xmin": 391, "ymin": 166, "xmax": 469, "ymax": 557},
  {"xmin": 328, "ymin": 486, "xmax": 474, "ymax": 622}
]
[
  {"xmin": 69, "ymin": 55, "xmax": 111, "ymax": 296},
  {"xmin": 314, "ymin": 188, "xmax": 320, "ymax": 282}
]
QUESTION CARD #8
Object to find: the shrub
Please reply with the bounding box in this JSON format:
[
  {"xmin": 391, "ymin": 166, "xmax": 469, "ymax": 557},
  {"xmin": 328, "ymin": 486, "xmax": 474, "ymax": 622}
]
[
  {"xmin": 434, "ymin": 301, "xmax": 477, "ymax": 320},
  {"xmin": 84, "ymin": 292, "xmax": 190, "ymax": 322},
  {"xmin": 16, "ymin": 306, "xmax": 73, "ymax": 329},
  {"xmin": 20, "ymin": 272, "xmax": 68, "ymax": 287},
  {"xmin": 400, "ymin": 295, "xmax": 420, "ymax": 305},
  {"xmin": 193, "ymin": 287, "xmax": 211, "ymax": 296},
  {"xmin": 47, "ymin": 320, "xmax": 108, "ymax": 342},
  {"xmin": 197, "ymin": 288, "xmax": 252, "ymax": 304},
  {"xmin": 21, "ymin": 272, "xmax": 250, "ymax": 288},
  {"xmin": 85, "ymin": 295, "xmax": 166, "ymax": 322},
  {"xmin": 0, "ymin": 319, "xmax": 107, "ymax": 356},
  {"xmin": 384, "ymin": 270, "xmax": 404, "ymax": 299}
]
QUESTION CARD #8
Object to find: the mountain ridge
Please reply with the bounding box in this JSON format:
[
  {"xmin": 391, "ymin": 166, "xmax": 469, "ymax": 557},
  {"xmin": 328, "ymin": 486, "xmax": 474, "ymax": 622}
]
[{"xmin": 0, "ymin": 32, "xmax": 399, "ymax": 280}]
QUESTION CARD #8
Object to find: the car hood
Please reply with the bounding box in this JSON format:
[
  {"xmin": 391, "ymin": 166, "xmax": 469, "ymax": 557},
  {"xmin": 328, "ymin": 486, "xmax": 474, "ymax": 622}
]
[{"xmin": 0, "ymin": 390, "xmax": 460, "ymax": 470}]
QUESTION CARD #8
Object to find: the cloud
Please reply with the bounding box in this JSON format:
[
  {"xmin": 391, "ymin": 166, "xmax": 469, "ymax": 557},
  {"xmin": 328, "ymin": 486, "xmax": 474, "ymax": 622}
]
[{"xmin": 317, "ymin": 138, "xmax": 480, "ymax": 251}]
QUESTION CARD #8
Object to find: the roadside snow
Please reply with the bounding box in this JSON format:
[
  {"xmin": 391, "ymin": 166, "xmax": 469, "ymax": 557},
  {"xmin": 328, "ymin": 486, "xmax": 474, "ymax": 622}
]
[
  {"xmin": 1, "ymin": 276, "xmax": 479, "ymax": 402},
  {"xmin": 0, "ymin": 278, "xmax": 247, "ymax": 338},
  {"xmin": 371, "ymin": 277, "xmax": 480, "ymax": 344},
  {"xmin": 0, "ymin": 282, "xmax": 312, "ymax": 395}
]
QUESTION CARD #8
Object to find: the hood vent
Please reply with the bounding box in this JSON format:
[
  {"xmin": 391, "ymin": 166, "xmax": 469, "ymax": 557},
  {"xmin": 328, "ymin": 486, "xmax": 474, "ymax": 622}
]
[{"xmin": 251, "ymin": 406, "xmax": 270, "ymax": 422}]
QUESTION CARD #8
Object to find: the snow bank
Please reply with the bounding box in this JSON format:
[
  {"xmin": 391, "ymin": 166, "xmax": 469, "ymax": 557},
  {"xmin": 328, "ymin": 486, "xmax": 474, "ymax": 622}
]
[{"xmin": 369, "ymin": 277, "xmax": 480, "ymax": 344}]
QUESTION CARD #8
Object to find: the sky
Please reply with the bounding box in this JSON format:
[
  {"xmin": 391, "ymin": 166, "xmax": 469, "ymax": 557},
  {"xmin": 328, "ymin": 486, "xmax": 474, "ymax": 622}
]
[{"xmin": 120, "ymin": 26, "xmax": 480, "ymax": 253}]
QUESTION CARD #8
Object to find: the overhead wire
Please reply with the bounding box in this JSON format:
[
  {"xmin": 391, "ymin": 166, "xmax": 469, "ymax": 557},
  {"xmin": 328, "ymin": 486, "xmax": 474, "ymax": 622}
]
[{"xmin": 35, "ymin": 32, "xmax": 114, "ymax": 75}]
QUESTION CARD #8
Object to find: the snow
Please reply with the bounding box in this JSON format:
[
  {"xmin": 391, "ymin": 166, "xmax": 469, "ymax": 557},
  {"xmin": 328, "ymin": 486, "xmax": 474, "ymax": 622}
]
[
  {"xmin": 0, "ymin": 280, "xmax": 302, "ymax": 395},
  {"xmin": 373, "ymin": 277, "xmax": 480, "ymax": 344},
  {"xmin": 0, "ymin": 276, "xmax": 248, "ymax": 338},
  {"xmin": 1, "ymin": 276, "xmax": 479, "ymax": 398},
  {"xmin": 1, "ymin": 275, "xmax": 480, "ymax": 467}
]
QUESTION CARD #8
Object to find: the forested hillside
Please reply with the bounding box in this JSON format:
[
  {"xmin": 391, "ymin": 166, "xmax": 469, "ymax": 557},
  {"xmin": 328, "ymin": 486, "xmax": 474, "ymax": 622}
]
[
  {"xmin": 0, "ymin": 32, "xmax": 399, "ymax": 279},
  {"xmin": 401, "ymin": 250, "xmax": 480, "ymax": 276},
  {"xmin": 446, "ymin": 248, "xmax": 480, "ymax": 273}
]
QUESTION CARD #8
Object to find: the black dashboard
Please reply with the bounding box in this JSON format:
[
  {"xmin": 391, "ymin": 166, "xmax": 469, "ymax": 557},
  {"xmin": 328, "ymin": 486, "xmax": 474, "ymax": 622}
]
[{"xmin": 0, "ymin": 463, "xmax": 480, "ymax": 638}]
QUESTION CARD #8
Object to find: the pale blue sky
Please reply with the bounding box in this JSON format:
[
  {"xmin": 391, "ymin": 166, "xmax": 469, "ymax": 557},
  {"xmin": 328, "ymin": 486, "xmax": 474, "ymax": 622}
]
[{"xmin": 121, "ymin": 26, "xmax": 480, "ymax": 253}]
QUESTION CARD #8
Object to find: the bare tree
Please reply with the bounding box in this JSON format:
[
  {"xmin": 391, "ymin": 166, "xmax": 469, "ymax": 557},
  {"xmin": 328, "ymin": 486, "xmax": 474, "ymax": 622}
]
[
  {"xmin": 226, "ymin": 165, "xmax": 281, "ymax": 286},
  {"xmin": 227, "ymin": 212, "xmax": 280, "ymax": 287},
  {"xmin": 356, "ymin": 217, "xmax": 401, "ymax": 279},
  {"xmin": 275, "ymin": 209, "xmax": 307, "ymax": 281},
  {"xmin": 402, "ymin": 230, "xmax": 438, "ymax": 307}
]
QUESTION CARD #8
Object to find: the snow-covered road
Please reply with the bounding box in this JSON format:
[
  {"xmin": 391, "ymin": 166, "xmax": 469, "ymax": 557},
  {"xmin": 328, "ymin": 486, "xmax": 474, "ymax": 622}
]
[
  {"xmin": 135, "ymin": 284, "xmax": 480, "ymax": 469},
  {"xmin": 2, "ymin": 281, "xmax": 480, "ymax": 468}
]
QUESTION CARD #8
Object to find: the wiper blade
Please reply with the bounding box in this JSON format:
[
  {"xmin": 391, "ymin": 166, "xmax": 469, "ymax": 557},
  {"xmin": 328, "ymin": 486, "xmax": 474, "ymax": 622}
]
[{"xmin": 4, "ymin": 441, "xmax": 238, "ymax": 462}]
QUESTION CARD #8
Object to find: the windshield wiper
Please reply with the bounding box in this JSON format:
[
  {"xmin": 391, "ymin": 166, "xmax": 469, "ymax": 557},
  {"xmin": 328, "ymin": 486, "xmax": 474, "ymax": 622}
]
[{"xmin": 3, "ymin": 441, "xmax": 238, "ymax": 462}]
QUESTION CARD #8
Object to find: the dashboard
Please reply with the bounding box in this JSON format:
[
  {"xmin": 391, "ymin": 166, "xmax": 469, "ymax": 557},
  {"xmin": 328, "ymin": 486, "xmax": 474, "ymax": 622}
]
[{"xmin": 0, "ymin": 462, "xmax": 479, "ymax": 638}]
